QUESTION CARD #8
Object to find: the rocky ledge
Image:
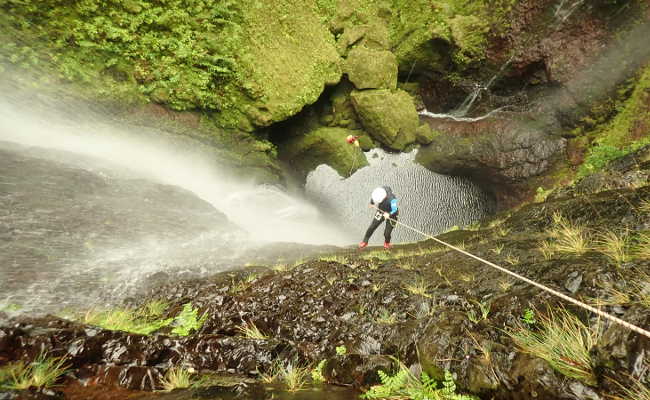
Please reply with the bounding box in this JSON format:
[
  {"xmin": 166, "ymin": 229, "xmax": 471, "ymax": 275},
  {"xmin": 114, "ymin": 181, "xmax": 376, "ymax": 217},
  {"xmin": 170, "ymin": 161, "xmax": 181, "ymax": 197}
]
[{"xmin": 1, "ymin": 147, "xmax": 649, "ymax": 400}]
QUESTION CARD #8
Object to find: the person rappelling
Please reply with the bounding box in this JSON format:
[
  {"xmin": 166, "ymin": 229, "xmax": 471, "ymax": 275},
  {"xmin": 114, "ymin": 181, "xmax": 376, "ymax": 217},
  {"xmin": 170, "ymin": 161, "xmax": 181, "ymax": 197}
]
[{"xmin": 358, "ymin": 186, "xmax": 398, "ymax": 250}]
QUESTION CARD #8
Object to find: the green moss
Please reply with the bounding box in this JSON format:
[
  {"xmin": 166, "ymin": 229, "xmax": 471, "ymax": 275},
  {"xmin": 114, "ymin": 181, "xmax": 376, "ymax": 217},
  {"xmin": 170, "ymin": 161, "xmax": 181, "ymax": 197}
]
[
  {"xmin": 0, "ymin": 0, "xmax": 241, "ymax": 111},
  {"xmin": 214, "ymin": 0, "xmax": 342, "ymax": 130},
  {"xmin": 279, "ymin": 126, "xmax": 368, "ymax": 178},
  {"xmin": 387, "ymin": 0, "xmax": 519, "ymax": 72},
  {"xmin": 344, "ymin": 46, "xmax": 397, "ymax": 90},
  {"xmin": 350, "ymin": 89, "xmax": 419, "ymax": 150},
  {"xmin": 578, "ymin": 64, "xmax": 650, "ymax": 176}
]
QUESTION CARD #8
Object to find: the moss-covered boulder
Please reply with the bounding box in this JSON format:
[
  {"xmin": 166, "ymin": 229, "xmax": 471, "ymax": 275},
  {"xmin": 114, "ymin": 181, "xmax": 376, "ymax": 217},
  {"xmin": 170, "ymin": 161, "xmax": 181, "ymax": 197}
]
[
  {"xmin": 278, "ymin": 127, "xmax": 368, "ymax": 179},
  {"xmin": 350, "ymin": 89, "xmax": 419, "ymax": 150},
  {"xmin": 345, "ymin": 46, "xmax": 398, "ymax": 90},
  {"xmin": 327, "ymin": 80, "xmax": 363, "ymax": 130},
  {"xmin": 214, "ymin": 0, "xmax": 342, "ymax": 131},
  {"xmin": 415, "ymin": 123, "xmax": 439, "ymax": 145}
]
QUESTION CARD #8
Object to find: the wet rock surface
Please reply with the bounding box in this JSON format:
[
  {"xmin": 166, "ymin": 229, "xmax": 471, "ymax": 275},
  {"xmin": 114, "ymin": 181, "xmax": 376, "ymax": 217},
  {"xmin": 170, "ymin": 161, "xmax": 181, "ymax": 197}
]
[{"xmin": 2, "ymin": 176, "xmax": 649, "ymax": 399}]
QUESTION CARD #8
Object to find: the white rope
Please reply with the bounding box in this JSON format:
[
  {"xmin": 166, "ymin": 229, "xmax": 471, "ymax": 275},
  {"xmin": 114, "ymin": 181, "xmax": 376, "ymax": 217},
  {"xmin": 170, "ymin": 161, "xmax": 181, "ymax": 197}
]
[{"xmin": 372, "ymin": 208, "xmax": 650, "ymax": 339}]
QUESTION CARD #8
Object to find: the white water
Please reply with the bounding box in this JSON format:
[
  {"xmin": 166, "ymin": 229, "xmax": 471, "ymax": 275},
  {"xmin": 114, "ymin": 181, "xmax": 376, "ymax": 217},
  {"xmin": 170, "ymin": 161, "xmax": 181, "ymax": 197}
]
[{"xmin": 0, "ymin": 96, "xmax": 355, "ymax": 247}]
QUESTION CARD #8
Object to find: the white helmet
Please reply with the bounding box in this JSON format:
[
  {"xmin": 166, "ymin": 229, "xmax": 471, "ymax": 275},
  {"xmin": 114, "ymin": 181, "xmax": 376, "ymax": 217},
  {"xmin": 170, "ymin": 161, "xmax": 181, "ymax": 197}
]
[{"xmin": 371, "ymin": 187, "xmax": 387, "ymax": 203}]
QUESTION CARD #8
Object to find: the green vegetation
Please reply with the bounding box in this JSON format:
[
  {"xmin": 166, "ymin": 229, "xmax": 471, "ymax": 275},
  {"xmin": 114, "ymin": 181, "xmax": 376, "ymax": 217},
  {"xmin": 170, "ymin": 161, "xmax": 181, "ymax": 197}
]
[
  {"xmin": 159, "ymin": 367, "xmax": 194, "ymax": 392},
  {"xmin": 0, "ymin": 352, "xmax": 68, "ymax": 390},
  {"xmin": 310, "ymin": 360, "xmax": 327, "ymax": 384},
  {"xmin": 259, "ymin": 361, "xmax": 309, "ymax": 392},
  {"xmin": 237, "ymin": 321, "xmax": 268, "ymax": 340},
  {"xmin": 467, "ymin": 300, "xmax": 490, "ymax": 324},
  {"xmin": 83, "ymin": 300, "xmax": 173, "ymax": 335},
  {"xmin": 521, "ymin": 309, "xmax": 536, "ymax": 325},
  {"xmin": 578, "ymin": 64, "xmax": 650, "ymax": 177},
  {"xmin": 171, "ymin": 302, "xmax": 208, "ymax": 336},
  {"xmin": 0, "ymin": 0, "xmax": 241, "ymax": 110},
  {"xmin": 336, "ymin": 345, "xmax": 347, "ymax": 356},
  {"xmin": 388, "ymin": 0, "xmax": 518, "ymax": 72},
  {"xmin": 282, "ymin": 363, "xmax": 310, "ymax": 392},
  {"xmin": 508, "ymin": 307, "xmax": 598, "ymax": 385},
  {"xmin": 361, "ymin": 366, "xmax": 474, "ymax": 400}
]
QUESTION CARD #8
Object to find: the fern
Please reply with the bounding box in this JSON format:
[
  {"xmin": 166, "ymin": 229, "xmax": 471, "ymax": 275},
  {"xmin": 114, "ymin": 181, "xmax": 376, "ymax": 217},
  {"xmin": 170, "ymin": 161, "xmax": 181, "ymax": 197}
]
[
  {"xmin": 171, "ymin": 303, "xmax": 208, "ymax": 336},
  {"xmin": 361, "ymin": 367, "xmax": 476, "ymax": 400}
]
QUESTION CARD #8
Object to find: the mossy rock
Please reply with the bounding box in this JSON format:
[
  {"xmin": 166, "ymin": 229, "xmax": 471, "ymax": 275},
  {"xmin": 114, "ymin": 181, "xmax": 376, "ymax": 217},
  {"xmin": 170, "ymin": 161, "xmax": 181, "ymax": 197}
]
[
  {"xmin": 278, "ymin": 127, "xmax": 368, "ymax": 179},
  {"xmin": 345, "ymin": 46, "xmax": 397, "ymax": 90},
  {"xmin": 350, "ymin": 89, "xmax": 419, "ymax": 150},
  {"xmin": 415, "ymin": 124, "xmax": 439, "ymax": 145},
  {"xmin": 328, "ymin": 79, "xmax": 362, "ymax": 130},
  {"xmin": 215, "ymin": 0, "xmax": 342, "ymax": 131}
]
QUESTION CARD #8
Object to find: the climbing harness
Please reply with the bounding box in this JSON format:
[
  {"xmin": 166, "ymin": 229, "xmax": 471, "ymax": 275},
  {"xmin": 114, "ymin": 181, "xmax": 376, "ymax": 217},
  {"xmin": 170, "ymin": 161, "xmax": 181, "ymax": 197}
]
[{"xmin": 370, "ymin": 205, "xmax": 650, "ymax": 340}]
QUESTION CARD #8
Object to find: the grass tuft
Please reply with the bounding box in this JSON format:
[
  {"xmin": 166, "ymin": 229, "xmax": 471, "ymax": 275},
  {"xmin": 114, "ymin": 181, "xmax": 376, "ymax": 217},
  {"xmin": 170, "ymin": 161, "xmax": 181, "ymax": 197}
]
[
  {"xmin": 595, "ymin": 231, "xmax": 631, "ymax": 265},
  {"xmin": 404, "ymin": 278, "xmax": 431, "ymax": 298},
  {"xmin": 159, "ymin": 367, "xmax": 193, "ymax": 392},
  {"xmin": 0, "ymin": 352, "xmax": 68, "ymax": 390},
  {"xmin": 546, "ymin": 213, "xmax": 592, "ymax": 255},
  {"xmin": 282, "ymin": 363, "xmax": 309, "ymax": 392},
  {"xmin": 237, "ymin": 321, "xmax": 268, "ymax": 340},
  {"xmin": 507, "ymin": 307, "xmax": 598, "ymax": 385}
]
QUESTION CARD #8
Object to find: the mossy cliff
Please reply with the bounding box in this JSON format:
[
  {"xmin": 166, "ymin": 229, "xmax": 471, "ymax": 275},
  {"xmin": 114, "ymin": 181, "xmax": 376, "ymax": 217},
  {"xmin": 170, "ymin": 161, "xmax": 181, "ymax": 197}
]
[{"xmin": 1, "ymin": 0, "xmax": 648, "ymax": 199}]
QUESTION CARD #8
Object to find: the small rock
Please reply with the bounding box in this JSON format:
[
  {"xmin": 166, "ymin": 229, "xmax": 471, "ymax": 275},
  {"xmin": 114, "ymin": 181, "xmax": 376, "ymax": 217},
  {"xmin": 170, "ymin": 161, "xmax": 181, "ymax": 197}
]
[
  {"xmin": 564, "ymin": 272, "xmax": 582, "ymax": 294},
  {"xmin": 569, "ymin": 381, "xmax": 601, "ymax": 400}
]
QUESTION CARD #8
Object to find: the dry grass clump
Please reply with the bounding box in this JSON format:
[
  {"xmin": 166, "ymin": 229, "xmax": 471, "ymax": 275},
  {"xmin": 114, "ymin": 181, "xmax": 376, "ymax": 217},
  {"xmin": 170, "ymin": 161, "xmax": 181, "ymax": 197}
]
[
  {"xmin": 403, "ymin": 278, "xmax": 431, "ymax": 298},
  {"xmin": 595, "ymin": 231, "xmax": 631, "ymax": 265},
  {"xmin": 237, "ymin": 321, "xmax": 268, "ymax": 340},
  {"xmin": 633, "ymin": 233, "xmax": 650, "ymax": 260},
  {"xmin": 616, "ymin": 376, "xmax": 650, "ymax": 400},
  {"xmin": 260, "ymin": 361, "xmax": 309, "ymax": 392},
  {"xmin": 542, "ymin": 212, "xmax": 592, "ymax": 256},
  {"xmin": 0, "ymin": 352, "xmax": 69, "ymax": 390},
  {"xmin": 508, "ymin": 307, "xmax": 598, "ymax": 385},
  {"xmin": 159, "ymin": 367, "xmax": 194, "ymax": 391}
]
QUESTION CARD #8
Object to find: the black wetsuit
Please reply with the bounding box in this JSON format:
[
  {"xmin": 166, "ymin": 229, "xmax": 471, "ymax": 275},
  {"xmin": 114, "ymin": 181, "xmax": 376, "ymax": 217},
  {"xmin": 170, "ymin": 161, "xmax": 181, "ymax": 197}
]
[{"xmin": 363, "ymin": 186, "xmax": 398, "ymax": 244}]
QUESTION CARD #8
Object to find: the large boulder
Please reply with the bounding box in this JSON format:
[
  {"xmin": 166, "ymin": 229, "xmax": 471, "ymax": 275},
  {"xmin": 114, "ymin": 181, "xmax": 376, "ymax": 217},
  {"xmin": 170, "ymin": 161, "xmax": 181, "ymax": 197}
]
[
  {"xmin": 345, "ymin": 46, "xmax": 398, "ymax": 90},
  {"xmin": 350, "ymin": 89, "xmax": 419, "ymax": 150},
  {"xmin": 415, "ymin": 116, "xmax": 566, "ymax": 205},
  {"xmin": 278, "ymin": 127, "xmax": 368, "ymax": 179},
  {"xmin": 215, "ymin": 0, "xmax": 342, "ymax": 131}
]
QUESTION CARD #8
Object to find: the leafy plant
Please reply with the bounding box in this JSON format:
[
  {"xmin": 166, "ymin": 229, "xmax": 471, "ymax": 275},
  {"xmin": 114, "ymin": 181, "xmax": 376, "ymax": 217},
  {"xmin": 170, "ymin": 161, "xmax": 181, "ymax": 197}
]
[
  {"xmin": 404, "ymin": 278, "xmax": 431, "ymax": 298},
  {"xmin": 361, "ymin": 366, "xmax": 474, "ymax": 400},
  {"xmin": 467, "ymin": 300, "xmax": 490, "ymax": 323},
  {"xmin": 311, "ymin": 360, "xmax": 326, "ymax": 384},
  {"xmin": 336, "ymin": 345, "xmax": 347, "ymax": 356},
  {"xmin": 171, "ymin": 303, "xmax": 208, "ymax": 336},
  {"xmin": 521, "ymin": 309, "xmax": 536, "ymax": 325}
]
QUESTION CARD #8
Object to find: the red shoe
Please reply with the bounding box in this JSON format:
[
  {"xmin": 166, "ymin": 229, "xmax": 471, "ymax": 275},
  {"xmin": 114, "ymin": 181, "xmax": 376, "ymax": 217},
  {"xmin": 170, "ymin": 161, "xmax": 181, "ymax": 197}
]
[
  {"xmin": 358, "ymin": 241, "xmax": 368, "ymax": 249},
  {"xmin": 384, "ymin": 242, "xmax": 392, "ymax": 250}
]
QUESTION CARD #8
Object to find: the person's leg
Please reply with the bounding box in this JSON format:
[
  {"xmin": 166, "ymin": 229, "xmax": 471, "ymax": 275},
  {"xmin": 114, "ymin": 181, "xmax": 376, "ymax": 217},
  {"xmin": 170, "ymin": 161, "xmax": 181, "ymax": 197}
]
[
  {"xmin": 363, "ymin": 211, "xmax": 384, "ymax": 243},
  {"xmin": 384, "ymin": 215, "xmax": 397, "ymax": 243}
]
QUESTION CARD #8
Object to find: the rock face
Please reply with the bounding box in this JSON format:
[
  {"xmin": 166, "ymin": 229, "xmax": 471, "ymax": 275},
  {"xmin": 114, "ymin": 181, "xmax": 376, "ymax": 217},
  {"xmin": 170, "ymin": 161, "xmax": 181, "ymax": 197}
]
[
  {"xmin": 277, "ymin": 127, "xmax": 368, "ymax": 179},
  {"xmin": 2, "ymin": 178, "xmax": 649, "ymax": 399},
  {"xmin": 351, "ymin": 89, "xmax": 420, "ymax": 151},
  {"xmin": 415, "ymin": 116, "xmax": 566, "ymax": 207}
]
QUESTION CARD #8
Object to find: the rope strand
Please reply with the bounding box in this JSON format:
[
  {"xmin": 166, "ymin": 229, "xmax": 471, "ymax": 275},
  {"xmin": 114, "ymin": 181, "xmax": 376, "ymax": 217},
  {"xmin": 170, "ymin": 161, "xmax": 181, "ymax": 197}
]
[{"xmin": 371, "ymin": 207, "xmax": 650, "ymax": 339}]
